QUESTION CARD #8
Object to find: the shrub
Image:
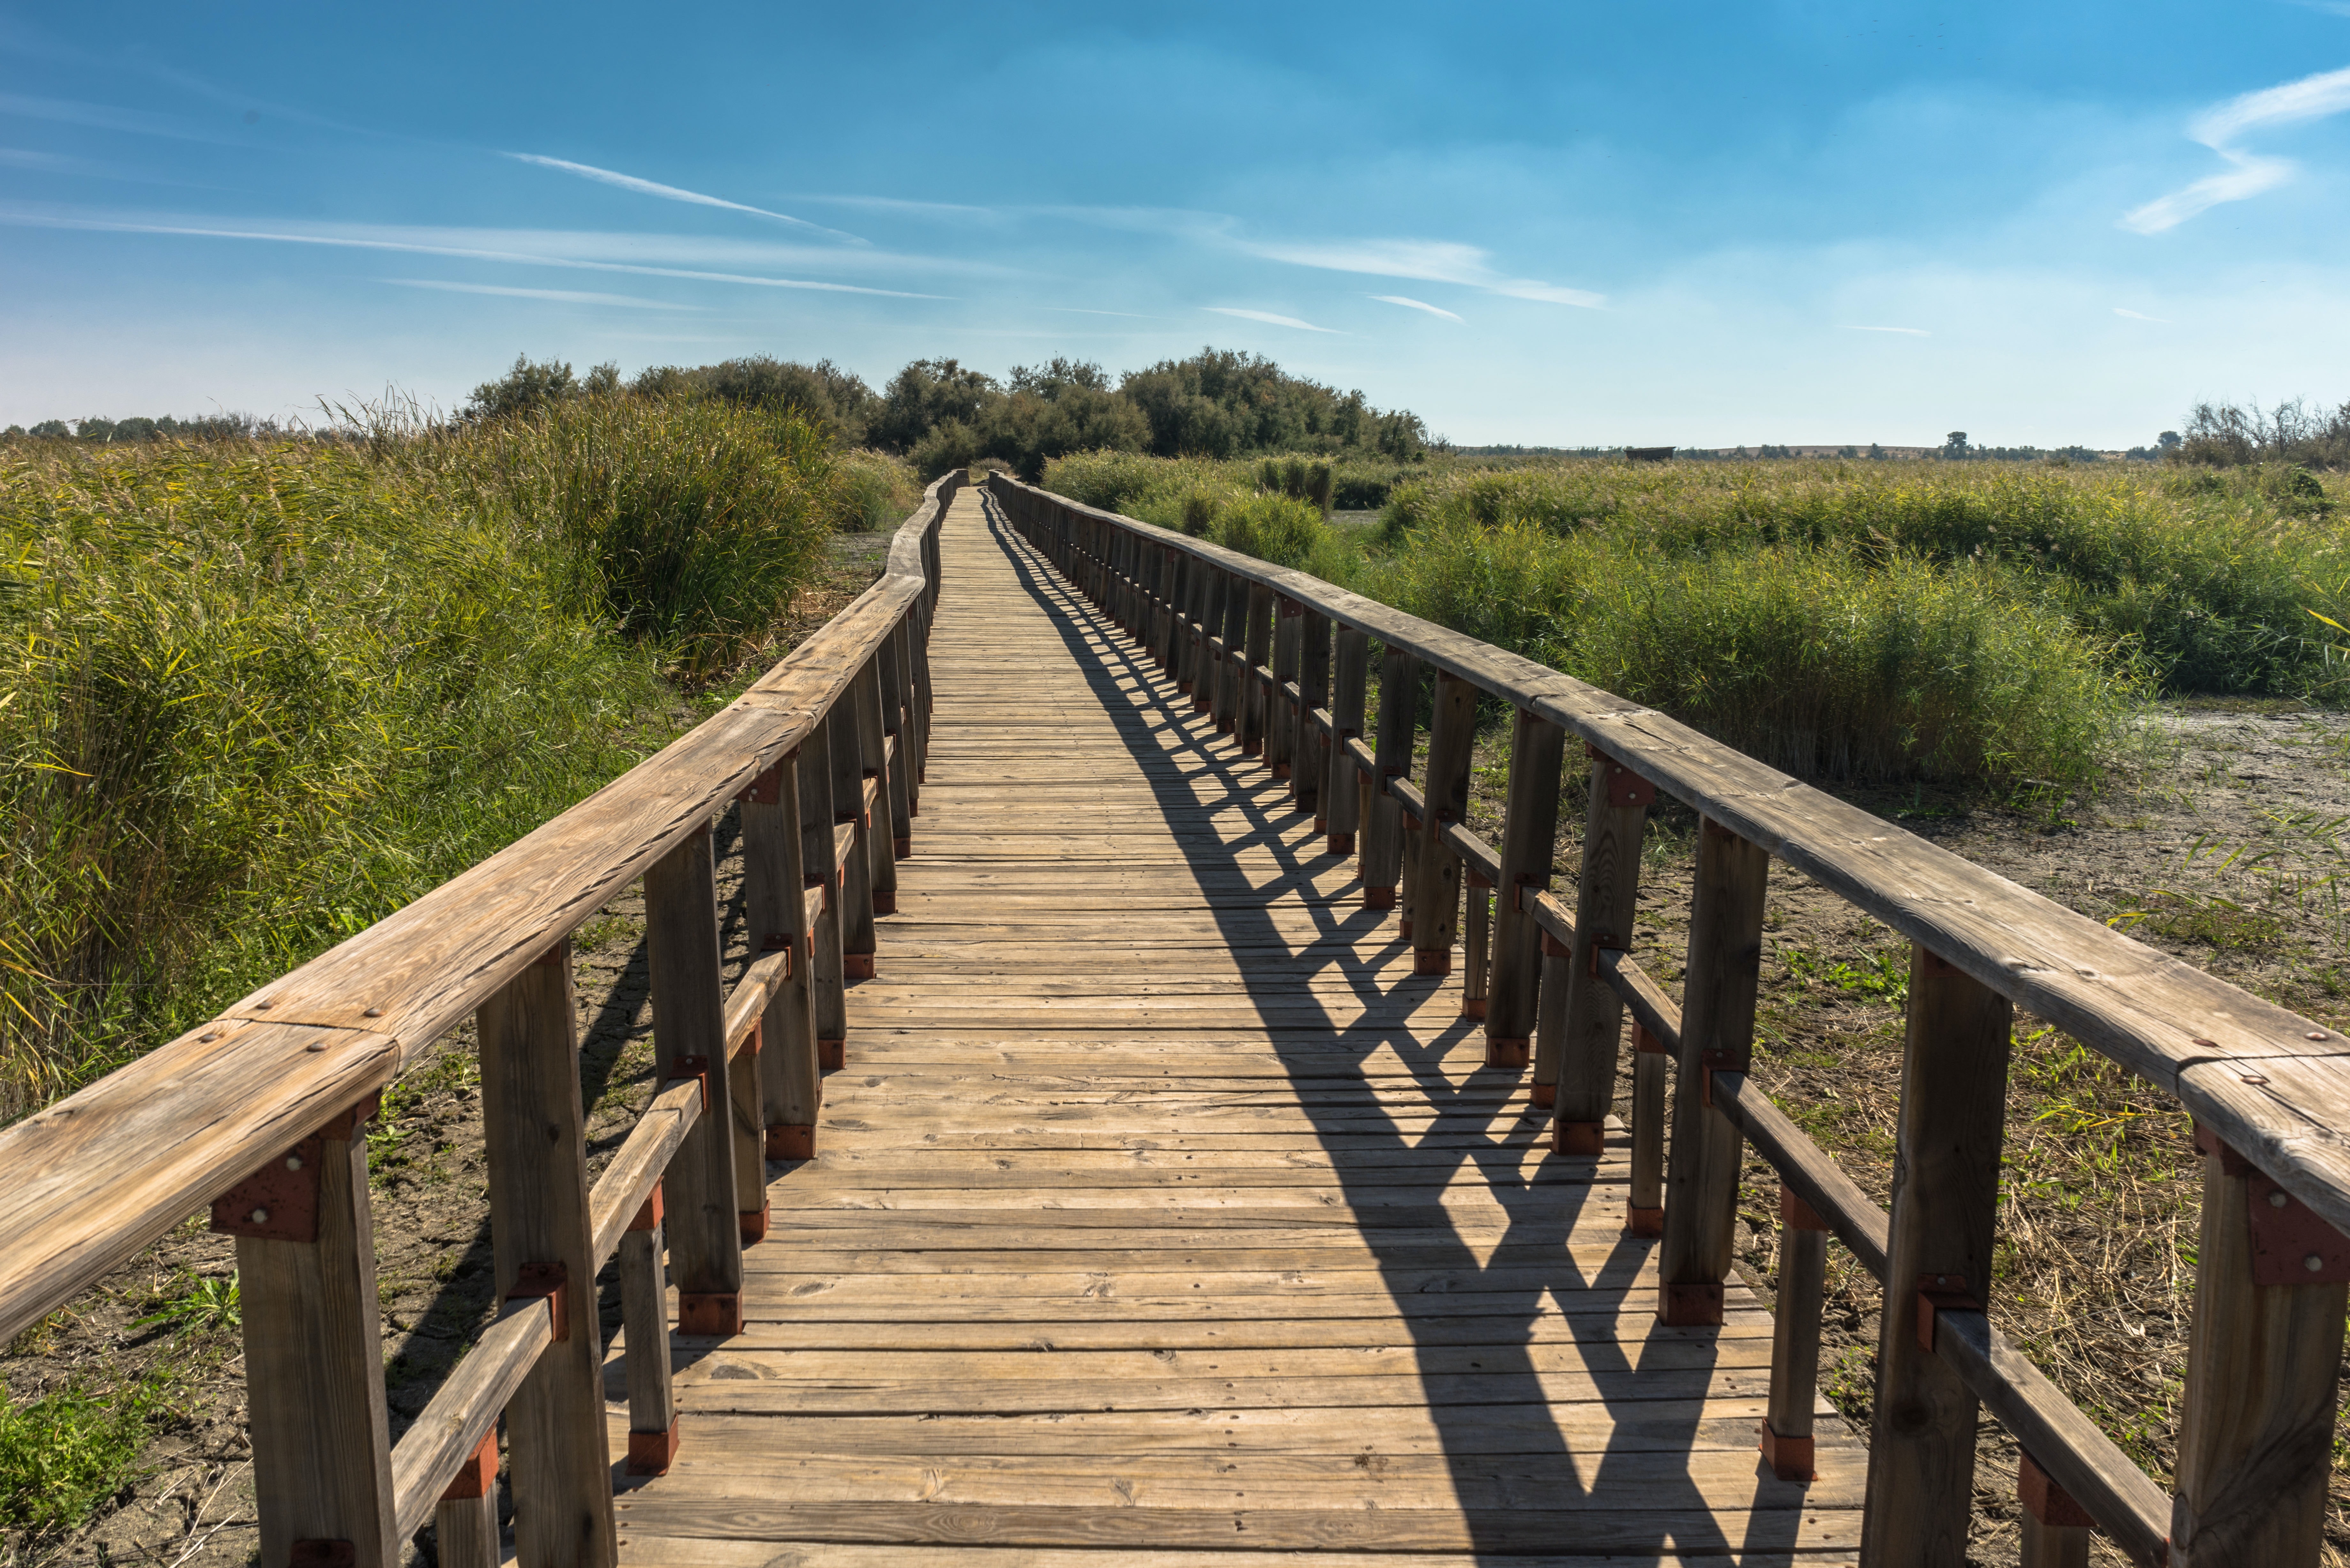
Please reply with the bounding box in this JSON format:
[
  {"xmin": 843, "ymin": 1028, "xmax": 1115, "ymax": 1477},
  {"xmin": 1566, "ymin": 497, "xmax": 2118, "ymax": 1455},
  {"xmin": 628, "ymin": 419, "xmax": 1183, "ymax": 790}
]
[
  {"xmin": 829, "ymin": 449, "xmax": 921, "ymax": 532},
  {"xmin": 1349, "ymin": 519, "xmax": 2140, "ymax": 790},
  {"xmin": 0, "ymin": 1374, "xmax": 166, "ymax": 1537},
  {"xmin": 1207, "ymin": 494, "xmax": 1331, "ymax": 569}
]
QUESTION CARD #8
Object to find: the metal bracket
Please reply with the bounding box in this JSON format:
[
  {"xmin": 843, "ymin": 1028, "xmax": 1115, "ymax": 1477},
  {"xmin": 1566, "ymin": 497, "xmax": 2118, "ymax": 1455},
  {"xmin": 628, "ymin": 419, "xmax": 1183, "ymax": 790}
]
[
  {"xmin": 1585, "ymin": 743, "xmax": 1657, "ymax": 807},
  {"xmin": 1914, "ymin": 1273, "xmax": 1981, "ymax": 1352},
  {"xmin": 1779, "ymin": 1183, "xmax": 1829, "ymax": 1233},
  {"xmin": 2017, "ymin": 1451, "xmax": 2092, "ymax": 1529},
  {"xmin": 439, "ymin": 1428, "xmax": 498, "ymax": 1503},
  {"xmin": 1540, "ymin": 930, "xmax": 1571, "ymax": 960},
  {"xmin": 508, "ymin": 1261, "xmax": 569, "ymax": 1342},
  {"xmin": 1632, "ymin": 1023, "xmax": 1671, "ymax": 1056},
  {"xmin": 673, "ymin": 1055, "xmax": 713, "ymax": 1114},
  {"xmin": 289, "ymin": 1544, "xmax": 355, "ymax": 1567},
  {"xmin": 2195, "ymin": 1122, "xmax": 2350, "ymax": 1283},
  {"xmin": 209, "ymin": 1091, "xmax": 381, "ymax": 1243},
  {"xmin": 739, "ymin": 762, "xmax": 784, "ymax": 806},
  {"xmin": 629, "ymin": 1183, "xmax": 664, "ymax": 1234},
  {"xmin": 1697, "ymin": 1050, "xmax": 1743, "ymax": 1108},
  {"xmin": 1587, "ymin": 935, "xmax": 1625, "ymax": 977}
]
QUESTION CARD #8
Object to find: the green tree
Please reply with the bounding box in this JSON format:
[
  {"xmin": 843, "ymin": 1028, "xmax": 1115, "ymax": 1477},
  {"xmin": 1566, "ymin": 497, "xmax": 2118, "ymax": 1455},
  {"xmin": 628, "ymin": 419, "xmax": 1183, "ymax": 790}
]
[{"xmin": 466, "ymin": 355, "xmax": 579, "ymax": 421}]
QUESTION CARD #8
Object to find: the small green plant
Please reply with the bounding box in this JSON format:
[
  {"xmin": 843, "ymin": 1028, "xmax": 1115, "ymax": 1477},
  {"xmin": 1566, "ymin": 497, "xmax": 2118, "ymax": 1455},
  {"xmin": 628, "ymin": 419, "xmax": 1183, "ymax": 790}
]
[
  {"xmin": 132, "ymin": 1272, "xmax": 239, "ymax": 1337},
  {"xmin": 0, "ymin": 1372, "xmax": 167, "ymax": 1536},
  {"xmin": 1784, "ymin": 946, "xmax": 1911, "ymax": 1006}
]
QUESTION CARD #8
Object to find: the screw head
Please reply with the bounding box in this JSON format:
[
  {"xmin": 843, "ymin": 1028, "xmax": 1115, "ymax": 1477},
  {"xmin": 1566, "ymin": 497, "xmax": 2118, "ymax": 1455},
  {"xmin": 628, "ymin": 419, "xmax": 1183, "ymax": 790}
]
[
  {"xmin": 2308, "ymin": 1254, "xmax": 2327, "ymax": 1273},
  {"xmin": 248, "ymin": 1208, "xmax": 269, "ymax": 1225},
  {"xmin": 2310, "ymin": 1031, "xmax": 2331, "ymax": 1041},
  {"xmin": 363, "ymin": 1007, "xmax": 383, "ymax": 1018},
  {"xmin": 198, "ymin": 1032, "xmax": 219, "ymax": 1043},
  {"xmin": 285, "ymin": 1154, "xmax": 304, "ymax": 1172}
]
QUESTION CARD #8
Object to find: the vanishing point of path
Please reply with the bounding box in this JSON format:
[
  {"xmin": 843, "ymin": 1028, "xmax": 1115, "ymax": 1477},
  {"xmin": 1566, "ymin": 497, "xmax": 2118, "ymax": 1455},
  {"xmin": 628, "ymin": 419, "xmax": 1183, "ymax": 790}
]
[{"xmin": 606, "ymin": 486, "xmax": 1866, "ymax": 1564}]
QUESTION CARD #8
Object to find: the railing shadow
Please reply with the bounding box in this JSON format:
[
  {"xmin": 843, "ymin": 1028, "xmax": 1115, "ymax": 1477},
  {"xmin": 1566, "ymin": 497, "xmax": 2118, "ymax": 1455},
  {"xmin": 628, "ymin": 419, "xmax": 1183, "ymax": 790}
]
[{"xmin": 981, "ymin": 494, "xmax": 1804, "ymax": 1558}]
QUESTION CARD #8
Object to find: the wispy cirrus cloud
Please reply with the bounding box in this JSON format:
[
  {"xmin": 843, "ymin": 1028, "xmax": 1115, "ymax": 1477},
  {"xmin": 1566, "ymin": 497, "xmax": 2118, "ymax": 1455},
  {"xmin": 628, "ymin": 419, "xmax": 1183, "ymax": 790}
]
[
  {"xmin": 1239, "ymin": 236, "xmax": 1603, "ymax": 308},
  {"xmin": 382, "ymin": 278, "xmax": 700, "ymax": 309},
  {"xmin": 0, "ymin": 207, "xmax": 948, "ymax": 297},
  {"xmin": 2122, "ymin": 64, "xmax": 2350, "ymax": 234},
  {"xmin": 1204, "ymin": 306, "xmax": 1340, "ymax": 333},
  {"xmin": 505, "ymin": 153, "xmax": 866, "ymax": 244},
  {"xmin": 0, "ymin": 90, "xmax": 238, "ymax": 144},
  {"xmin": 2114, "ymin": 306, "xmax": 2172, "ymax": 323},
  {"xmin": 1837, "ymin": 324, "xmax": 1930, "ymax": 336},
  {"xmin": 1369, "ymin": 293, "xmax": 1463, "ymax": 322}
]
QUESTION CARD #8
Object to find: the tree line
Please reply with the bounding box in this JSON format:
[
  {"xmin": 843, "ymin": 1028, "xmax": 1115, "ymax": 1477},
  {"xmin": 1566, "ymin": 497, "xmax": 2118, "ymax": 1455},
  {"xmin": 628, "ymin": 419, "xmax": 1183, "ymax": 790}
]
[{"xmin": 466, "ymin": 347, "xmax": 1433, "ymax": 478}]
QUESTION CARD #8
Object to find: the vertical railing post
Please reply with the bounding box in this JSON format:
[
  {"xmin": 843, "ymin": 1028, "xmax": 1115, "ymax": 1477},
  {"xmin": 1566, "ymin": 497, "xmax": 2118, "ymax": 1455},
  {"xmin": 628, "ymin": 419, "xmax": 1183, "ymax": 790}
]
[
  {"xmin": 433, "ymin": 1435, "xmax": 500, "ymax": 1567},
  {"xmin": 2168, "ymin": 1130, "xmax": 2349, "ymax": 1564},
  {"xmin": 2017, "ymin": 1455, "xmax": 2093, "ymax": 1568},
  {"xmin": 1860, "ymin": 945, "xmax": 2013, "ymax": 1564},
  {"xmin": 1193, "ymin": 567, "xmax": 1224, "ymax": 713},
  {"xmin": 1462, "ymin": 878, "xmax": 1491, "ymax": 1019},
  {"xmin": 1326, "ymin": 627, "xmax": 1368, "ymax": 856},
  {"xmin": 229, "ymin": 1097, "xmax": 397, "ymax": 1567},
  {"xmin": 477, "ymin": 936, "xmax": 618, "ymax": 1565},
  {"xmin": 1547, "ymin": 747, "xmax": 1654, "ymax": 1147},
  {"xmin": 1160, "ymin": 550, "xmax": 1187, "ymax": 673},
  {"xmin": 618, "ymin": 1185, "xmax": 677, "ymax": 1476},
  {"xmin": 881, "ymin": 619, "xmax": 917, "ymax": 848},
  {"xmin": 744, "ymin": 755, "xmax": 821, "ymax": 1159},
  {"xmin": 1239, "ymin": 584, "xmax": 1274, "ymax": 758},
  {"xmin": 907, "ymin": 599, "xmax": 934, "ymax": 788},
  {"xmin": 1762, "ymin": 1182, "xmax": 1828, "ymax": 1482},
  {"xmin": 1297, "ymin": 610, "xmax": 1331, "ymax": 823},
  {"xmin": 1360, "ymin": 646, "xmax": 1417, "ymax": 910},
  {"xmin": 1411, "ymin": 672, "xmax": 1478, "ymax": 977},
  {"xmin": 1626, "ymin": 1023, "xmax": 1668, "ymax": 1234},
  {"xmin": 1485, "ymin": 709, "xmax": 1566, "ymax": 1070},
  {"xmin": 1657, "ymin": 818, "xmax": 1768, "ymax": 1322},
  {"xmin": 1217, "ymin": 571, "xmax": 1249, "ymax": 735},
  {"xmin": 1269, "ymin": 599, "xmax": 1301, "ymax": 782},
  {"xmin": 798, "ymin": 723, "xmax": 847, "ymax": 1066},
  {"xmin": 831, "ymin": 703, "xmax": 878, "ymax": 983},
  {"xmin": 854, "ymin": 657, "xmax": 898, "ymax": 919},
  {"xmin": 648, "ymin": 823, "xmax": 743, "ymax": 1335}
]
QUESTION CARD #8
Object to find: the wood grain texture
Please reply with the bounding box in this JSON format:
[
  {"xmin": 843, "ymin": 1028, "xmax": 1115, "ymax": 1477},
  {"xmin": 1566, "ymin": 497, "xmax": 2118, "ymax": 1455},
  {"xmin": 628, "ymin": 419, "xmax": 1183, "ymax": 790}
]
[
  {"xmin": 597, "ymin": 482, "xmax": 1867, "ymax": 1564},
  {"xmin": 986, "ymin": 475, "xmax": 2350, "ymax": 1238},
  {"xmin": 390, "ymin": 1295, "xmax": 553, "ymax": 1539}
]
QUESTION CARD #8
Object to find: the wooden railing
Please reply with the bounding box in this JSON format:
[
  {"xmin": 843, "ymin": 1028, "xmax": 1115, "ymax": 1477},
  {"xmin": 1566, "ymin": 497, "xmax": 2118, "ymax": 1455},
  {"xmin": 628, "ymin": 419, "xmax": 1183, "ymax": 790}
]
[
  {"xmin": 0, "ymin": 473, "xmax": 956, "ymax": 1568},
  {"xmin": 991, "ymin": 471, "xmax": 2350, "ymax": 1568}
]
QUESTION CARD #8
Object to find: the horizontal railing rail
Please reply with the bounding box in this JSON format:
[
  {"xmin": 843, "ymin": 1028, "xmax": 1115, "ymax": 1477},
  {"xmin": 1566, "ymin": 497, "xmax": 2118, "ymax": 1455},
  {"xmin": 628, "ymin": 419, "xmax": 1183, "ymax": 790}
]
[
  {"xmin": 0, "ymin": 471, "xmax": 958, "ymax": 1568},
  {"xmin": 992, "ymin": 470, "xmax": 2350, "ymax": 1567}
]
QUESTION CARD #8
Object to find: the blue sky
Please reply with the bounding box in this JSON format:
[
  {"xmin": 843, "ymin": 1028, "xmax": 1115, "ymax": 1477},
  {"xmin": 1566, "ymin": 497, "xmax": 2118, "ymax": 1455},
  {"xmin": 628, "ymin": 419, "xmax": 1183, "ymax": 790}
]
[{"xmin": 4, "ymin": 2, "xmax": 2349, "ymax": 447}]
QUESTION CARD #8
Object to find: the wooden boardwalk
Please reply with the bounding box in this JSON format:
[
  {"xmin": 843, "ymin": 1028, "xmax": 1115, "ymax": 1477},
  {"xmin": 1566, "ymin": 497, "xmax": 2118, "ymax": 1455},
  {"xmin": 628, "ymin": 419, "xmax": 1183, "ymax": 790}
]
[{"xmin": 608, "ymin": 486, "xmax": 1865, "ymax": 1564}]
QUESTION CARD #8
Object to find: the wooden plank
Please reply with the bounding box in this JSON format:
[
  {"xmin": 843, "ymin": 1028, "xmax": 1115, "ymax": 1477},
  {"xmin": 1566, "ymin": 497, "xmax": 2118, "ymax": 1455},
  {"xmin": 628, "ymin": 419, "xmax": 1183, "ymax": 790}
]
[
  {"xmin": 587, "ymin": 1078, "xmax": 703, "ymax": 1266},
  {"xmin": 1860, "ymin": 945, "xmax": 2013, "ymax": 1565},
  {"xmin": 1548, "ymin": 750, "xmax": 1651, "ymax": 1147},
  {"xmin": 389, "ymin": 1295, "xmax": 554, "ymax": 1538},
  {"xmin": 238, "ymin": 1107, "xmax": 398, "ymax": 1567},
  {"xmin": 1486, "ymin": 708, "xmax": 1565, "ymax": 1067},
  {"xmin": 645, "ymin": 825, "xmax": 743, "ymax": 1330}
]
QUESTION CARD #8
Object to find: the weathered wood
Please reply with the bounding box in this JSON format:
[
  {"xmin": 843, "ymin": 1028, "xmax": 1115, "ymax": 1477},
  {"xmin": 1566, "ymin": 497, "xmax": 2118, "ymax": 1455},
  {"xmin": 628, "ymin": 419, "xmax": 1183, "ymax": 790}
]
[
  {"xmin": 586, "ymin": 1077, "xmax": 703, "ymax": 1265},
  {"xmin": 1217, "ymin": 568, "xmax": 1249, "ymax": 734},
  {"xmin": 740, "ymin": 758, "xmax": 821, "ymax": 1158},
  {"xmin": 390, "ymin": 1295, "xmax": 553, "ymax": 1538},
  {"xmin": 1328, "ymin": 631, "xmax": 1368, "ymax": 856},
  {"xmin": 1297, "ymin": 610, "xmax": 1331, "ymax": 821},
  {"xmin": 621, "ymin": 1193, "xmax": 680, "ymax": 1475},
  {"xmin": 1238, "ymin": 584, "xmax": 1273, "ymax": 758},
  {"xmin": 1548, "ymin": 750, "xmax": 1652, "ymax": 1152},
  {"xmin": 1412, "ymin": 673, "xmax": 1478, "ymax": 976},
  {"xmin": 880, "ymin": 623, "xmax": 916, "ymax": 850},
  {"xmin": 1268, "ymin": 599, "xmax": 1300, "ymax": 782},
  {"xmin": 1657, "ymin": 819, "xmax": 1768, "ymax": 1323},
  {"xmin": 833, "ymin": 701, "xmax": 879, "ymax": 978},
  {"xmin": 434, "ymin": 1485, "xmax": 500, "ymax": 1568},
  {"xmin": 799, "ymin": 723, "xmax": 847, "ymax": 1057},
  {"xmin": 1708, "ymin": 1070, "xmax": 1889, "ymax": 1280},
  {"xmin": 1360, "ymin": 645, "xmax": 1417, "ymax": 909},
  {"xmin": 988, "ymin": 475, "xmax": 2350, "ymax": 1243},
  {"xmin": 1861, "ymin": 946, "xmax": 2013, "ymax": 1566},
  {"xmin": 853, "ymin": 657, "xmax": 899, "ymax": 921},
  {"xmin": 2016, "ymin": 1453, "xmax": 2093, "ymax": 1568},
  {"xmin": 1486, "ymin": 709, "xmax": 1566, "ymax": 1067},
  {"xmin": 1932, "ymin": 1311, "xmax": 2168, "ymax": 1563},
  {"xmin": 238, "ymin": 1108, "xmax": 398, "ymax": 1567},
  {"xmin": 477, "ymin": 938, "xmax": 617, "ymax": 1567},
  {"xmin": 646, "ymin": 824, "xmax": 744, "ymax": 1334},
  {"xmin": 1763, "ymin": 1185, "xmax": 1827, "ymax": 1483},
  {"xmin": 2169, "ymin": 1131, "xmax": 2349, "ymax": 1566}
]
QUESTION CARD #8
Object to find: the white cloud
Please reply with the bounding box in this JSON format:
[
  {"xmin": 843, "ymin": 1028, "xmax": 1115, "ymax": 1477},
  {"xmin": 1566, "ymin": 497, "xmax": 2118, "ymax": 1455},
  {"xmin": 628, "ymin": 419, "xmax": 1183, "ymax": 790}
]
[
  {"xmin": 2122, "ymin": 64, "xmax": 2350, "ymax": 233},
  {"xmin": 1836, "ymin": 324, "xmax": 1930, "ymax": 336},
  {"xmin": 382, "ymin": 278, "xmax": 699, "ymax": 309},
  {"xmin": 1370, "ymin": 294, "xmax": 1464, "ymax": 322},
  {"xmin": 1240, "ymin": 235, "xmax": 1603, "ymax": 308},
  {"xmin": 2114, "ymin": 306, "xmax": 2172, "ymax": 323},
  {"xmin": 0, "ymin": 207, "xmax": 948, "ymax": 298},
  {"xmin": 505, "ymin": 154, "xmax": 865, "ymax": 244},
  {"xmin": 0, "ymin": 90, "xmax": 233, "ymax": 143},
  {"xmin": 1204, "ymin": 306, "xmax": 1340, "ymax": 333}
]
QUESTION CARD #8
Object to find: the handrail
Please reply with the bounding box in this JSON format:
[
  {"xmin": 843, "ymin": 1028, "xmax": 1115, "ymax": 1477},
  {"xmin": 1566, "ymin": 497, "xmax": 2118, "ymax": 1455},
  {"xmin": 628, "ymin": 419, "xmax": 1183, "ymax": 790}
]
[
  {"xmin": 0, "ymin": 472, "xmax": 955, "ymax": 1346},
  {"xmin": 991, "ymin": 476, "xmax": 2350, "ymax": 1230},
  {"xmin": 0, "ymin": 468, "xmax": 958, "ymax": 1565},
  {"xmin": 992, "ymin": 469, "xmax": 2350, "ymax": 1565}
]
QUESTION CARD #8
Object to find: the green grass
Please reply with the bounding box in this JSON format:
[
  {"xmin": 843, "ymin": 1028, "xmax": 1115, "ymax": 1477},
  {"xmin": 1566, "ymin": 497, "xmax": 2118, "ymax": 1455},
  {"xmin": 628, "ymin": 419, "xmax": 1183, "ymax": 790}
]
[
  {"xmin": 0, "ymin": 1370, "xmax": 170, "ymax": 1537},
  {"xmin": 1, "ymin": 396, "xmax": 895, "ymax": 1119}
]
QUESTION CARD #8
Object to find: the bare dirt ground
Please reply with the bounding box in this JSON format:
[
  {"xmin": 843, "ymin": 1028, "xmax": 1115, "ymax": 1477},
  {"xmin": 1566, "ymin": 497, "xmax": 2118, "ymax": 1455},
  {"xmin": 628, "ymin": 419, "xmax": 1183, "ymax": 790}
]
[{"xmin": 12, "ymin": 554, "xmax": 2350, "ymax": 1567}]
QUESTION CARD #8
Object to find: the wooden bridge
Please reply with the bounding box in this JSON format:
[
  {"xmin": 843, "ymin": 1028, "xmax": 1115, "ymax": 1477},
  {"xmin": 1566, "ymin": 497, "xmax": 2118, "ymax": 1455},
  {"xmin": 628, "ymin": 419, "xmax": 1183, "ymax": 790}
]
[{"xmin": 3, "ymin": 471, "xmax": 2346, "ymax": 1567}]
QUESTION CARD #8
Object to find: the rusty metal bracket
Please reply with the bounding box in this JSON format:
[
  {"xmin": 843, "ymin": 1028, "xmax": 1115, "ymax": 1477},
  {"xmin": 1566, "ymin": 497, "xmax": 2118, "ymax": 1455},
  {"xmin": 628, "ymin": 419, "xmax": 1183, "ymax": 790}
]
[
  {"xmin": 1585, "ymin": 743, "xmax": 1657, "ymax": 808},
  {"xmin": 629, "ymin": 1183, "xmax": 664, "ymax": 1234},
  {"xmin": 1587, "ymin": 935, "xmax": 1626, "ymax": 977},
  {"xmin": 508, "ymin": 1260, "xmax": 569, "ymax": 1342},
  {"xmin": 1633, "ymin": 1023, "xmax": 1671, "ymax": 1057},
  {"xmin": 1779, "ymin": 1183, "xmax": 1829, "ymax": 1232},
  {"xmin": 439, "ymin": 1428, "xmax": 498, "ymax": 1503},
  {"xmin": 1697, "ymin": 1049, "xmax": 1743, "ymax": 1108},
  {"xmin": 672, "ymin": 1055, "xmax": 713, "ymax": 1115},
  {"xmin": 1914, "ymin": 1273, "xmax": 1981, "ymax": 1352},
  {"xmin": 2195, "ymin": 1122, "xmax": 2350, "ymax": 1283},
  {"xmin": 1540, "ymin": 929, "xmax": 1571, "ymax": 960},
  {"xmin": 209, "ymin": 1091, "xmax": 381, "ymax": 1243}
]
